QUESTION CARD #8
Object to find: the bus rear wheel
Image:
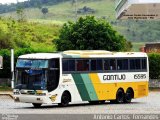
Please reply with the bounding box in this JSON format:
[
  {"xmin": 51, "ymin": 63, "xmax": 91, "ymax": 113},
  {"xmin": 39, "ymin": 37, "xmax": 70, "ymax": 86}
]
[
  {"xmin": 32, "ymin": 103, "xmax": 42, "ymax": 108},
  {"xmin": 124, "ymin": 89, "xmax": 133, "ymax": 103},
  {"xmin": 58, "ymin": 92, "xmax": 71, "ymax": 107}
]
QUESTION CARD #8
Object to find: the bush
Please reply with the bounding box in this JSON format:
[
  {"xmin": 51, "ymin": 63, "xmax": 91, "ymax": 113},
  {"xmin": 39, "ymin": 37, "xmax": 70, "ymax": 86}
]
[{"xmin": 148, "ymin": 53, "xmax": 160, "ymax": 79}]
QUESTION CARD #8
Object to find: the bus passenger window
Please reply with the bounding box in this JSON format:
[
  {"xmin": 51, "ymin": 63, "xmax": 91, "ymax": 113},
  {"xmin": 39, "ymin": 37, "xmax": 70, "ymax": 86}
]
[
  {"xmin": 91, "ymin": 60, "xmax": 96, "ymax": 71},
  {"xmin": 77, "ymin": 60, "xmax": 89, "ymax": 71},
  {"xmin": 110, "ymin": 59, "xmax": 116, "ymax": 70},
  {"xmin": 62, "ymin": 60, "xmax": 68, "ymax": 71},
  {"xmin": 97, "ymin": 59, "xmax": 103, "ymax": 71},
  {"xmin": 117, "ymin": 59, "xmax": 128, "ymax": 70},
  {"xmin": 142, "ymin": 59, "xmax": 147, "ymax": 70},
  {"xmin": 130, "ymin": 59, "xmax": 141, "ymax": 70},
  {"xmin": 104, "ymin": 60, "xmax": 110, "ymax": 70},
  {"xmin": 68, "ymin": 60, "xmax": 75, "ymax": 71}
]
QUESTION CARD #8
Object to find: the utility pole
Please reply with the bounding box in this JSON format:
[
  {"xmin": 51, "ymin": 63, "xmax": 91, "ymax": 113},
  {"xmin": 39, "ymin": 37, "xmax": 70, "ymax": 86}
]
[{"xmin": 11, "ymin": 49, "xmax": 14, "ymax": 89}]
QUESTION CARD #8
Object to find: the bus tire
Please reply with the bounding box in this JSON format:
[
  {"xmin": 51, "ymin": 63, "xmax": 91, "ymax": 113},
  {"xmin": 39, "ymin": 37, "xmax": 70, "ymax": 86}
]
[
  {"xmin": 124, "ymin": 88, "xmax": 133, "ymax": 103},
  {"xmin": 58, "ymin": 91, "xmax": 71, "ymax": 107},
  {"xmin": 115, "ymin": 89, "xmax": 124, "ymax": 103},
  {"xmin": 32, "ymin": 103, "xmax": 42, "ymax": 108}
]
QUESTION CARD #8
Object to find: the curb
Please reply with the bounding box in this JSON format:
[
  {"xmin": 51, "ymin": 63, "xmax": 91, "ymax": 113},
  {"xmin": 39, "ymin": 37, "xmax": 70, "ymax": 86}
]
[{"xmin": 0, "ymin": 94, "xmax": 14, "ymax": 99}]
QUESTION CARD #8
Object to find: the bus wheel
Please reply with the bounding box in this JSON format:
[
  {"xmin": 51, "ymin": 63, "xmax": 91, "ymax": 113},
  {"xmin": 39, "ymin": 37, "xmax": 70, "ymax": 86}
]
[
  {"xmin": 115, "ymin": 89, "xmax": 124, "ymax": 103},
  {"xmin": 32, "ymin": 103, "xmax": 42, "ymax": 108},
  {"xmin": 58, "ymin": 92, "xmax": 71, "ymax": 107},
  {"xmin": 124, "ymin": 89, "xmax": 133, "ymax": 103}
]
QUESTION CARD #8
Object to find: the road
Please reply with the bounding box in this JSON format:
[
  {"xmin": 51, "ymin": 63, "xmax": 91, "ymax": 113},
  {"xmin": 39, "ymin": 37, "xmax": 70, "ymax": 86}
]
[{"xmin": 0, "ymin": 92, "xmax": 160, "ymax": 114}]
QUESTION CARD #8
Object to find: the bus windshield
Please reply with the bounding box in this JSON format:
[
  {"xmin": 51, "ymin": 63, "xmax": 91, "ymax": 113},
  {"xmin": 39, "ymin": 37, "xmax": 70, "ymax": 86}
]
[
  {"xmin": 15, "ymin": 59, "xmax": 60, "ymax": 92},
  {"xmin": 15, "ymin": 69, "xmax": 47, "ymax": 90}
]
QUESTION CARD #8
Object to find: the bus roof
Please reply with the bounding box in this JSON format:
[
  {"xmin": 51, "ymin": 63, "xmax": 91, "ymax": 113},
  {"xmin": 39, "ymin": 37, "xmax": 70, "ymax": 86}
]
[
  {"xmin": 62, "ymin": 50, "xmax": 147, "ymax": 58},
  {"xmin": 18, "ymin": 50, "xmax": 147, "ymax": 59}
]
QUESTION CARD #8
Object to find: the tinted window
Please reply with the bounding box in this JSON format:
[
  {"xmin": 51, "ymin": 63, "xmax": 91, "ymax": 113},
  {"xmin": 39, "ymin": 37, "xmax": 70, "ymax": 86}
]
[
  {"xmin": 97, "ymin": 59, "xmax": 103, "ymax": 71},
  {"xmin": 117, "ymin": 59, "xmax": 128, "ymax": 70},
  {"xmin": 68, "ymin": 60, "xmax": 75, "ymax": 71},
  {"xmin": 91, "ymin": 59, "xmax": 103, "ymax": 71},
  {"xmin": 142, "ymin": 59, "xmax": 147, "ymax": 70},
  {"xmin": 130, "ymin": 59, "xmax": 141, "ymax": 70},
  {"xmin": 62, "ymin": 60, "xmax": 75, "ymax": 71},
  {"xmin": 91, "ymin": 60, "xmax": 96, "ymax": 71},
  {"xmin": 77, "ymin": 60, "xmax": 89, "ymax": 71},
  {"xmin": 104, "ymin": 59, "xmax": 116, "ymax": 70}
]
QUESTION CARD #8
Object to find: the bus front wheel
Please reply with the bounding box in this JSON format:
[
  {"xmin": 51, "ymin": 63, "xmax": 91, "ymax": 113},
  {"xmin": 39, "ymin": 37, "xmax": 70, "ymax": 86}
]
[
  {"xmin": 32, "ymin": 103, "xmax": 42, "ymax": 108},
  {"xmin": 58, "ymin": 91, "xmax": 71, "ymax": 107}
]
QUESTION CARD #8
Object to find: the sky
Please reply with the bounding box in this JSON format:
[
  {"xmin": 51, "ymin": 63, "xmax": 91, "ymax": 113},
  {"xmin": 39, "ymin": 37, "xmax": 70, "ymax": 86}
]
[{"xmin": 0, "ymin": 0, "xmax": 27, "ymax": 4}]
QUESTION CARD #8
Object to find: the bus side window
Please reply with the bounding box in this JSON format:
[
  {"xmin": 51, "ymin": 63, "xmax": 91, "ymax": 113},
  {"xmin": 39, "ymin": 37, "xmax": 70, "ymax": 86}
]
[
  {"xmin": 142, "ymin": 59, "xmax": 147, "ymax": 70},
  {"xmin": 130, "ymin": 59, "xmax": 141, "ymax": 70},
  {"xmin": 110, "ymin": 59, "xmax": 116, "ymax": 70},
  {"xmin": 62, "ymin": 60, "xmax": 68, "ymax": 71},
  {"xmin": 91, "ymin": 60, "xmax": 96, "ymax": 71},
  {"xmin": 104, "ymin": 59, "xmax": 110, "ymax": 70},
  {"xmin": 76, "ymin": 60, "xmax": 89, "ymax": 71},
  {"xmin": 117, "ymin": 59, "xmax": 128, "ymax": 70}
]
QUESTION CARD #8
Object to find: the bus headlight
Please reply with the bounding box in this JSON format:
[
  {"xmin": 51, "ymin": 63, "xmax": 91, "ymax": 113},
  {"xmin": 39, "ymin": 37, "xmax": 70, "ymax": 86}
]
[{"xmin": 36, "ymin": 90, "xmax": 47, "ymax": 96}]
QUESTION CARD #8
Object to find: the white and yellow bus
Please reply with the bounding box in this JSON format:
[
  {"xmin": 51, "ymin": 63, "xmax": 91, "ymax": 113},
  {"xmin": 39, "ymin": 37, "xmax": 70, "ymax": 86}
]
[{"xmin": 14, "ymin": 50, "xmax": 149, "ymax": 107}]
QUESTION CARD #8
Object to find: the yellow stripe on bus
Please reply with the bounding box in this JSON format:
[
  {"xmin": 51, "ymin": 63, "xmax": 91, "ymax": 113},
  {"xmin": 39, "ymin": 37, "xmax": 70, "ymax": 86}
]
[{"xmin": 89, "ymin": 73, "xmax": 149, "ymax": 100}]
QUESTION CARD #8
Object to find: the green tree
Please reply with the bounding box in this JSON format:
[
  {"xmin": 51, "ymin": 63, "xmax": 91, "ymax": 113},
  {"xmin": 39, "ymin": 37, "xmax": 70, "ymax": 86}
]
[
  {"xmin": 148, "ymin": 53, "xmax": 160, "ymax": 79},
  {"xmin": 41, "ymin": 7, "xmax": 48, "ymax": 15},
  {"xmin": 54, "ymin": 16, "xmax": 132, "ymax": 51}
]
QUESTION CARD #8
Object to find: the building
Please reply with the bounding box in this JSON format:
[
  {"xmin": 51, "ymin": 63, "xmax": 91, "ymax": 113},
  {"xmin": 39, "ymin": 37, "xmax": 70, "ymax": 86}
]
[
  {"xmin": 116, "ymin": 0, "xmax": 160, "ymax": 20},
  {"xmin": 140, "ymin": 42, "xmax": 160, "ymax": 53}
]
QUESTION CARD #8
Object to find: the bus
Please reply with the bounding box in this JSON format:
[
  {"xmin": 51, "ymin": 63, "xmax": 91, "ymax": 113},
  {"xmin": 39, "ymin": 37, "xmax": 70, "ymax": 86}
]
[{"xmin": 13, "ymin": 50, "xmax": 149, "ymax": 107}]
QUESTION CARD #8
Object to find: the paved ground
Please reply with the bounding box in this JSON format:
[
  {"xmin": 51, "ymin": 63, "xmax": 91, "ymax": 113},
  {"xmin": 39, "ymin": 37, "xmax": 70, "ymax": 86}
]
[{"xmin": 0, "ymin": 92, "xmax": 160, "ymax": 114}]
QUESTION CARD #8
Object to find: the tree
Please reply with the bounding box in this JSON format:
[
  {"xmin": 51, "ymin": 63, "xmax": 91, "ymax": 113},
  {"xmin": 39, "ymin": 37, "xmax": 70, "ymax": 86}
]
[
  {"xmin": 148, "ymin": 53, "xmax": 160, "ymax": 79},
  {"xmin": 41, "ymin": 7, "xmax": 48, "ymax": 15},
  {"xmin": 54, "ymin": 16, "xmax": 132, "ymax": 51}
]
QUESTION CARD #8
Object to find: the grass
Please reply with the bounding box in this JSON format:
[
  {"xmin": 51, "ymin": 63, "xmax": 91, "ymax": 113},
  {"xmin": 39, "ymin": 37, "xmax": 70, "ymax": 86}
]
[
  {"xmin": 0, "ymin": 0, "xmax": 115, "ymax": 22},
  {"xmin": 0, "ymin": 85, "xmax": 12, "ymax": 91}
]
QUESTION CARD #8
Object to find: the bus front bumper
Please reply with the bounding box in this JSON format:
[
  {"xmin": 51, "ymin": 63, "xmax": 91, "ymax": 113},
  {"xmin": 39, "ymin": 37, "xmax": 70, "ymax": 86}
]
[{"xmin": 14, "ymin": 95, "xmax": 57, "ymax": 104}]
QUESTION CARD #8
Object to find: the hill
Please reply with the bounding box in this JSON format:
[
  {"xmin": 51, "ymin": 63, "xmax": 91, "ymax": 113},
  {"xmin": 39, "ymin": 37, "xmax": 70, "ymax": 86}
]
[
  {"xmin": 0, "ymin": 0, "xmax": 160, "ymax": 51},
  {"xmin": 0, "ymin": 18, "xmax": 60, "ymax": 51}
]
